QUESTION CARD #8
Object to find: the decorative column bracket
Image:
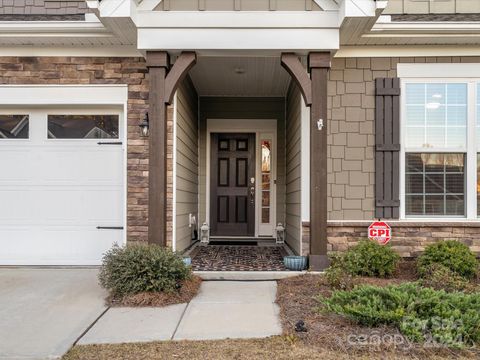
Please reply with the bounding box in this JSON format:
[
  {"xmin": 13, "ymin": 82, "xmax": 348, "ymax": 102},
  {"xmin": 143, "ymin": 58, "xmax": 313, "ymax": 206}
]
[
  {"xmin": 281, "ymin": 53, "xmax": 312, "ymax": 106},
  {"xmin": 165, "ymin": 52, "xmax": 197, "ymax": 104}
]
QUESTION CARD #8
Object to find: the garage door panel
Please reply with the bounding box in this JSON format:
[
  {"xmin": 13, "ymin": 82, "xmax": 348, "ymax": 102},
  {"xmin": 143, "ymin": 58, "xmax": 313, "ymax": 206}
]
[
  {"xmin": 0, "ymin": 227, "xmax": 121, "ymax": 265},
  {"xmin": 39, "ymin": 148, "xmax": 123, "ymax": 184},
  {"xmin": 0, "ymin": 190, "xmax": 35, "ymax": 223},
  {"xmin": 0, "ymin": 149, "xmax": 36, "ymax": 183},
  {"xmin": 0, "ymin": 108, "xmax": 125, "ymax": 265}
]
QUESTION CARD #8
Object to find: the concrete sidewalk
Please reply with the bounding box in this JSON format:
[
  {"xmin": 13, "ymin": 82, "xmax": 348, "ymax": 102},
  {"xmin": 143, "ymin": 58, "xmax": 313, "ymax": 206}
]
[
  {"xmin": 0, "ymin": 268, "xmax": 107, "ymax": 360},
  {"xmin": 78, "ymin": 281, "xmax": 282, "ymax": 344}
]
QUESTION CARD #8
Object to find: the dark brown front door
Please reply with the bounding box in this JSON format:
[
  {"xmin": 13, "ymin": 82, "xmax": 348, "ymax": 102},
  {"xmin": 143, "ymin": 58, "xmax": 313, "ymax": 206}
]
[{"xmin": 210, "ymin": 133, "xmax": 256, "ymax": 236}]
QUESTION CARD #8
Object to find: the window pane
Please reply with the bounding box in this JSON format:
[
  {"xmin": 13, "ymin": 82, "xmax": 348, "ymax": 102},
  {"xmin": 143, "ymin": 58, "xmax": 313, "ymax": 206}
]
[
  {"xmin": 406, "ymin": 173, "xmax": 423, "ymax": 193},
  {"xmin": 427, "ymin": 83, "xmax": 446, "ymax": 105},
  {"xmin": 261, "ymin": 139, "xmax": 272, "ymax": 224},
  {"xmin": 406, "ymin": 195, "xmax": 424, "ymax": 215},
  {"xmin": 48, "ymin": 115, "xmax": 119, "ymax": 139},
  {"xmin": 477, "ymin": 84, "xmax": 480, "ymax": 149},
  {"xmin": 0, "ymin": 115, "xmax": 29, "ymax": 139},
  {"xmin": 405, "ymin": 153, "xmax": 465, "ymax": 216},
  {"xmin": 406, "ymin": 127, "xmax": 425, "ymax": 148},
  {"xmin": 405, "ymin": 83, "xmax": 466, "ymax": 149},
  {"xmin": 406, "ymin": 105, "xmax": 425, "ymax": 126},
  {"xmin": 478, "ymin": 154, "xmax": 480, "ymax": 216},
  {"xmin": 406, "ymin": 83, "xmax": 425, "ymax": 104},
  {"xmin": 425, "ymin": 174, "xmax": 444, "ymax": 194},
  {"xmin": 446, "ymin": 195, "xmax": 464, "ymax": 216}
]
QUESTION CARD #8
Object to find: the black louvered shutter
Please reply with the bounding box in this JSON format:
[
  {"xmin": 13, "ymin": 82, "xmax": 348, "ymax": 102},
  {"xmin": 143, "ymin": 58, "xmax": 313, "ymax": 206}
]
[{"xmin": 375, "ymin": 78, "xmax": 400, "ymax": 219}]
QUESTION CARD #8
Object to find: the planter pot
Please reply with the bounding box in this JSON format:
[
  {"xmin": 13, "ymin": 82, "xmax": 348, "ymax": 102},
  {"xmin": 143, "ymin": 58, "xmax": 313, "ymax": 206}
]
[
  {"xmin": 182, "ymin": 257, "xmax": 192, "ymax": 267},
  {"xmin": 283, "ymin": 256, "xmax": 308, "ymax": 271}
]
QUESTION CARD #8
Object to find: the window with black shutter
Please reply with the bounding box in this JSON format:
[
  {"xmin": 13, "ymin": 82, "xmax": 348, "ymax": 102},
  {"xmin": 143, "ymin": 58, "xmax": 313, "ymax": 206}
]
[{"xmin": 375, "ymin": 78, "xmax": 401, "ymax": 219}]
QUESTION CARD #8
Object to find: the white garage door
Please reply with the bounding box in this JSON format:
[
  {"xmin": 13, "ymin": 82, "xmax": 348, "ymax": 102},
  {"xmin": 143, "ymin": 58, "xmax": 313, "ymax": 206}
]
[{"xmin": 0, "ymin": 108, "xmax": 125, "ymax": 265}]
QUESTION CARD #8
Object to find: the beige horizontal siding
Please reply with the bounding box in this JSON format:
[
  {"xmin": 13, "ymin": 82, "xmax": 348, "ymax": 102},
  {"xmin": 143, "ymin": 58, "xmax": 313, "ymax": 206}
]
[
  {"xmin": 175, "ymin": 78, "xmax": 198, "ymax": 252},
  {"xmin": 285, "ymin": 83, "xmax": 302, "ymax": 255}
]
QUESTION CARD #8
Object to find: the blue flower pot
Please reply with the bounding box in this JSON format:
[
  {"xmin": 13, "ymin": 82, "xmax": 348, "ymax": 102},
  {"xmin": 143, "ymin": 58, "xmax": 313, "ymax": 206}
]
[
  {"xmin": 182, "ymin": 257, "xmax": 192, "ymax": 267},
  {"xmin": 283, "ymin": 256, "xmax": 308, "ymax": 271}
]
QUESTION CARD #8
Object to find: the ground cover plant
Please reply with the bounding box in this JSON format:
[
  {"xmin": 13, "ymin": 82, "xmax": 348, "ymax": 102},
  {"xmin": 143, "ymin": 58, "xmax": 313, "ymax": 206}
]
[
  {"xmin": 99, "ymin": 244, "xmax": 200, "ymax": 306},
  {"xmin": 319, "ymin": 282, "xmax": 480, "ymax": 348}
]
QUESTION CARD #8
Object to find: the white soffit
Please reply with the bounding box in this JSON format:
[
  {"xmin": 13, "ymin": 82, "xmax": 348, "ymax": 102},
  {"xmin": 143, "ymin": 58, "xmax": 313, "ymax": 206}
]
[{"xmin": 189, "ymin": 56, "xmax": 291, "ymax": 97}]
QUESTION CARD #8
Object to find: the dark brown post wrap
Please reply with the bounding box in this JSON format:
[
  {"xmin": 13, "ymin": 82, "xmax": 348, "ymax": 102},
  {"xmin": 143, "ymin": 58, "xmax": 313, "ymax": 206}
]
[
  {"xmin": 308, "ymin": 52, "xmax": 331, "ymax": 270},
  {"xmin": 375, "ymin": 78, "xmax": 401, "ymax": 219},
  {"xmin": 146, "ymin": 51, "xmax": 169, "ymax": 245},
  {"xmin": 146, "ymin": 51, "xmax": 197, "ymax": 246}
]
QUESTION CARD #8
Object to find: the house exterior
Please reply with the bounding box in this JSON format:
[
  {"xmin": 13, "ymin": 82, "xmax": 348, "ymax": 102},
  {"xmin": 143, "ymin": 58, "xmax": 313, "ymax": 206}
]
[{"xmin": 0, "ymin": 0, "xmax": 479, "ymax": 268}]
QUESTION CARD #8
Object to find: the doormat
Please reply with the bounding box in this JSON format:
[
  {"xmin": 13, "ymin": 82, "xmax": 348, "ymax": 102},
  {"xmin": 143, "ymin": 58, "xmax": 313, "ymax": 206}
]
[
  {"xmin": 190, "ymin": 245, "xmax": 288, "ymax": 271},
  {"xmin": 209, "ymin": 241, "xmax": 257, "ymax": 246}
]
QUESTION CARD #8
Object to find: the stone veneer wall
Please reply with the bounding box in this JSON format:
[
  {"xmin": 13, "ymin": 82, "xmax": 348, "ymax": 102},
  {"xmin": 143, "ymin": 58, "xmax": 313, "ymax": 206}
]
[
  {"xmin": 0, "ymin": 56, "xmax": 173, "ymax": 246},
  {"xmin": 301, "ymin": 222, "xmax": 480, "ymax": 257}
]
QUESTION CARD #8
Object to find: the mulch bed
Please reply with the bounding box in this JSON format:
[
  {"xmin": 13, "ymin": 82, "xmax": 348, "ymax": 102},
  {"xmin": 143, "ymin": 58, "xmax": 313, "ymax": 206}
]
[
  {"xmin": 107, "ymin": 276, "xmax": 202, "ymax": 307},
  {"xmin": 276, "ymin": 261, "xmax": 479, "ymax": 358}
]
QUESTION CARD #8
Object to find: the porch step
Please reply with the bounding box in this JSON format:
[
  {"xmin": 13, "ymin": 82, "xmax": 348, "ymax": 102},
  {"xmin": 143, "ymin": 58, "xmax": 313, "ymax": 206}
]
[{"xmin": 194, "ymin": 270, "xmax": 322, "ymax": 281}]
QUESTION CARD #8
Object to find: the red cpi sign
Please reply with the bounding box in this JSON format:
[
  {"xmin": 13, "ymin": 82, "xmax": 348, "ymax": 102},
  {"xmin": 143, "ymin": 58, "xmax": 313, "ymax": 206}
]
[{"xmin": 368, "ymin": 221, "xmax": 391, "ymax": 245}]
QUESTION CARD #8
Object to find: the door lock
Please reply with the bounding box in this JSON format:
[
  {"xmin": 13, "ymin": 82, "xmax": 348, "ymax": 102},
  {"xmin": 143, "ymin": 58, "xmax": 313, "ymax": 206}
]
[{"xmin": 249, "ymin": 186, "xmax": 255, "ymax": 203}]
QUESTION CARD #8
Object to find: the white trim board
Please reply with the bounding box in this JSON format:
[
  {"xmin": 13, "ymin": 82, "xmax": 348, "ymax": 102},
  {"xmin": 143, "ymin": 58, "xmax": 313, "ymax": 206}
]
[
  {"xmin": 0, "ymin": 85, "xmax": 128, "ymax": 105},
  {"xmin": 335, "ymin": 46, "xmax": 480, "ymax": 58},
  {"xmin": 205, "ymin": 119, "xmax": 277, "ymax": 238},
  {"xmin": 398, "ymin": 63, "xmax": 480, "ymax": 79},
  {"xmin": 137, "ymin": 28, "xmax": 339, "ymax": 52}
]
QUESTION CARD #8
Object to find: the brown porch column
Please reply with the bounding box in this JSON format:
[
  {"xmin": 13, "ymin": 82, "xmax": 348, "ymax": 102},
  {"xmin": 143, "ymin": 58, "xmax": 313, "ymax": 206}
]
[
  {"xmin": 146, "ymin": 51, "xmax": 197, "ymax": 246},
  {"xmin": 147, "ymin": 51, "xmax": 169, "ymax": 245},
  {"xmin": 308, "ymin": 52, "xmax": 331, "ymax": 270}
]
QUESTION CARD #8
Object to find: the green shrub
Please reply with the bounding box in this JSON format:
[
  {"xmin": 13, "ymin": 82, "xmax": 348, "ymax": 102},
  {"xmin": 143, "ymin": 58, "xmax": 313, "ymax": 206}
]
[
  {"xmin": 324, "ymin": 263, "xmax": 356, "ymax": 290},
  {"xmin": 99, "ymin": 244, "xmax": 191, "ymax": 297},
  {"xmin": 319, "ymin": 283, "xmax": 480, "ymax": 347},
  {"xmin": 419, "ymin": 263, "xmax": 474, "ymax": 293},
  {"xmin": 417, "ymin": 240, "xmax": 478, "ymax": 279},
  {"xmin": 340, "ymin": 240, "xmax": 400, "ymax": 278}
]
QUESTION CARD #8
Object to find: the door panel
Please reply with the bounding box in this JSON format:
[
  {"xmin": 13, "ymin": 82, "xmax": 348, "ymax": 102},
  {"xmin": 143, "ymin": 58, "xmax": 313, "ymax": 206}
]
[{"xmin": 210, "ymin": 133, "xmax": 255, "ymax": 236}]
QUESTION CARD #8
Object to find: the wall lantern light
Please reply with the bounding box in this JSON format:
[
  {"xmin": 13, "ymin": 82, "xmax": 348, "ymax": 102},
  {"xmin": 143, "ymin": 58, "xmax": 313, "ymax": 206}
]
[
  {"xmin": 139, "ymin": 113, "xmax": 149, "ymax": 137},
  {"xmin": 275, "ymin": 223, "xmax": 285, "ymax": 244},
  {"xmin": 200, "ymin": 222, "xmax": 210, "ymax": 244}
]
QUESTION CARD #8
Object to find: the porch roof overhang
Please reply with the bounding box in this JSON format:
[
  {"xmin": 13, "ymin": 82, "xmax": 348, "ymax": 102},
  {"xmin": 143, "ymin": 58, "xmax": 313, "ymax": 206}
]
[{"xmin": 89, "ymin": 0, "xmax": 384, "ymax": 56}]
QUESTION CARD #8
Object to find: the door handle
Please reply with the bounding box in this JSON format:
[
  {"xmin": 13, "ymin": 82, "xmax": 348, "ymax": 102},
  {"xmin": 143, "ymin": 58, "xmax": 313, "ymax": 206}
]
[
  {"xmin": 249, "ymin": 186, "xmax": 255, "ymax": 204},
  {"xmin": 97, "ymin": 226, "xmax": 124, "ymax": 230}
]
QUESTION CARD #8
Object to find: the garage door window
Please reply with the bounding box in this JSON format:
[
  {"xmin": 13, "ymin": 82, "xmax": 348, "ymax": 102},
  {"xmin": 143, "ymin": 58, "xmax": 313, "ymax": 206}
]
[
  {"xmin": 0, "ymin": 115, "xmax": 29, "ymax": 139},
  {"xmin": 48, "ymin": 115, "xmax": 119, "ymax": 139}
]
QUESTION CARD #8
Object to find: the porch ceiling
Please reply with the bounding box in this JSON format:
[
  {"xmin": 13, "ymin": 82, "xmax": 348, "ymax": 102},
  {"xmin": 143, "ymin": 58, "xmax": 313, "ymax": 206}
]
[{"xmin": 188, "ymin": 56, "xmax": 292, "ymax": 97}]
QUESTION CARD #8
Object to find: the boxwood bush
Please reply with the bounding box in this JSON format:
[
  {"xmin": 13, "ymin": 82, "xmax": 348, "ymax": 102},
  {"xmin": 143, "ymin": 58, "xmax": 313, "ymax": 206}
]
[
  {"xmin": 337, "ymin": 240, "xmax": 400, "ymax": 278},
  {"xmin": 319, "ymin": 283, "xmax": 480, "ymax": 347},
  {"xmin": 99, "ymin": 244, "xmax": 191, "ymax": 297},
  {"xmin": 417, "ymin": 240, "xmax": 478, "ymax": 279}
]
